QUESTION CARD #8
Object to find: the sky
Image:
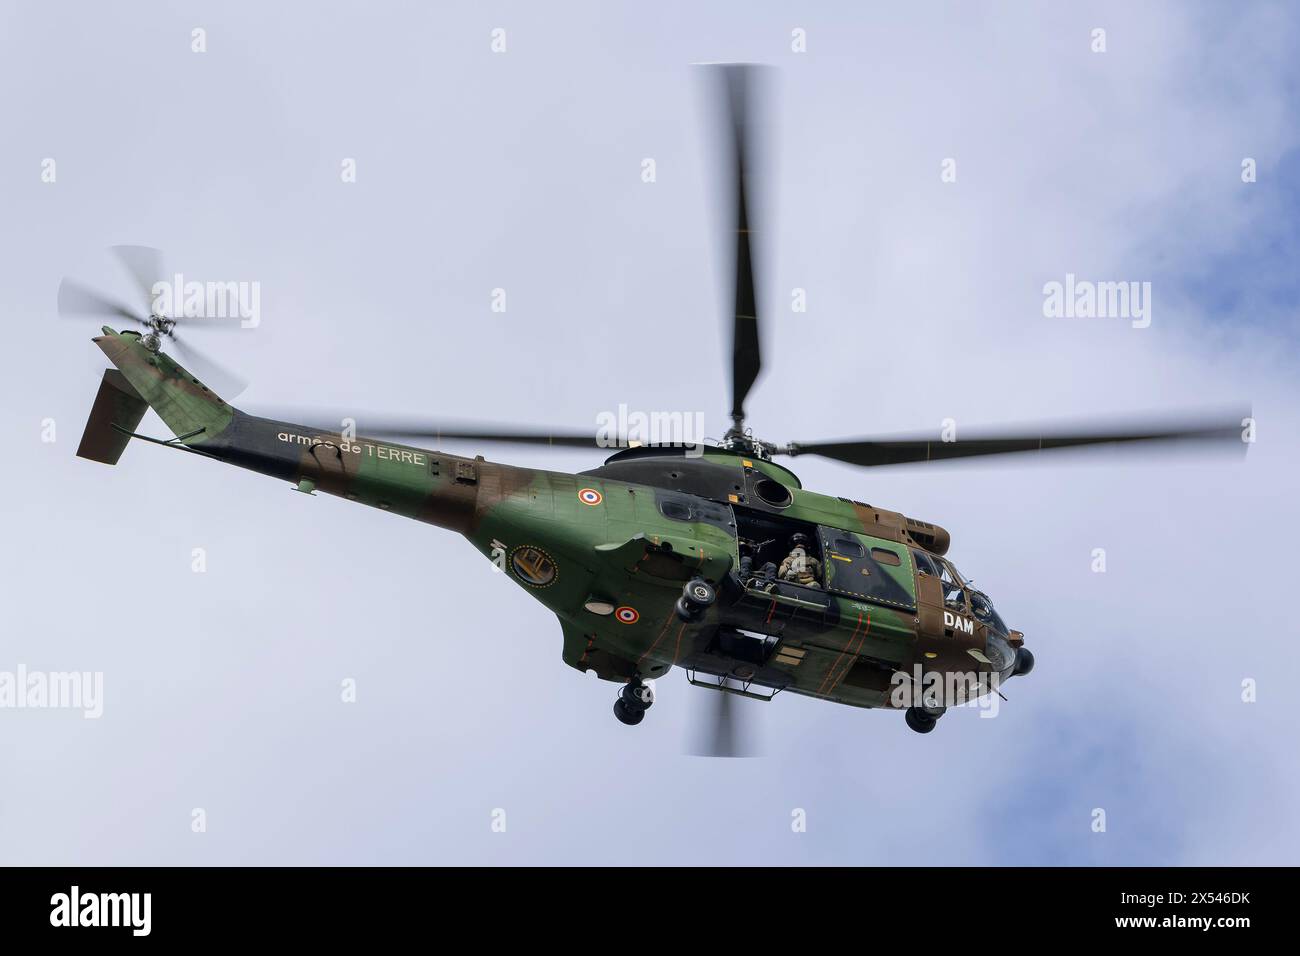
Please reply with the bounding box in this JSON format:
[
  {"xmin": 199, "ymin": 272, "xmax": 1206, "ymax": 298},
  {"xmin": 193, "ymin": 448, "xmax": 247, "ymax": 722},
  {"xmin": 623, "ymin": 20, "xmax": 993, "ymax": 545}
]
[{"xmin": 1, "ymin": 1, "xmax": 1297, "ymax": 865}]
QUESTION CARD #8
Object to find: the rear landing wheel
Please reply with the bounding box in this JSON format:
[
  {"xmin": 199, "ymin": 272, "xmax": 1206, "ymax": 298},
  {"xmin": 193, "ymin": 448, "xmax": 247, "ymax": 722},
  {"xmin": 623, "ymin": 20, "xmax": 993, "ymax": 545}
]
[
  {"xmin": 620, "ymin": 680, "xmax": 654, "ymax": 709},
  {"xmin": 613, "ymin": 676, "xmax": 653, "ymax": 726},
  {"xmin": 905, "ymin": 706, "xmax": 937, "ymax": 734}
]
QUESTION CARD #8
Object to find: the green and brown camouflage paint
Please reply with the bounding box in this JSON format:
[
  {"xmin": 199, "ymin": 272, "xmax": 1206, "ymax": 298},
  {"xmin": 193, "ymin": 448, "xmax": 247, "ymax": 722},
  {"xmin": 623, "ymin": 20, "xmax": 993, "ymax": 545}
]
[{"xmin": 86, "ymin": 329, "xmax": 1010, "ymax": 710}]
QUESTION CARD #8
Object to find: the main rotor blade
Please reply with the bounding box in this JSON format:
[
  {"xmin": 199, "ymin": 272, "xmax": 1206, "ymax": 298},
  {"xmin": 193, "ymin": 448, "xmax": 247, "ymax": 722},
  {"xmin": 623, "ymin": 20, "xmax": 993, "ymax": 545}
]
[
  {"xmin": 703, "ymin": 685, "xmax": 737, "ymax": 757},
  {"xmin": 785, "ymin": 411, "xmax": 1250, "ymax": 468},
  {"xmin": 239, "ymin": 411, "xmax": 610, "ymax": 449},
  {"xmin": 109, "ymin": 245, "xmax": 165, "ymax": 317},
  {"xmin": 707, "ymin": 64, "xmax": 770, "ymax": 430},
  {"xmin": 357, "ymin": 425, "xmax": 605, "ymax": 448},
  {"xmin": 57, "ymin": 278, "xmax": 143, "ymax": 325},
  {"xmin": 687, "ymin": 681, "xmax": 760, "ymax": 758}
]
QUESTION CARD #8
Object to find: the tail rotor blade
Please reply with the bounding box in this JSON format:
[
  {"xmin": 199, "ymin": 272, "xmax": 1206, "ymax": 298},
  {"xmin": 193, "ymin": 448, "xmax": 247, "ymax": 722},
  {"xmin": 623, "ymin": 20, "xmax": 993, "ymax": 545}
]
[
  {"xmin": 109, "ymin": 245, "xmax": 166, "ymax": 317},
  {"xmin": 57, "ymin": 278, "xmax": 143, "ymax": 325},
  {"xmin": 167, "ymin": 335, "xmax": 249, "ymax": 399},
  {"xmin": 64, "ymin": 246, "xmax": 252, "ymax": 399}
]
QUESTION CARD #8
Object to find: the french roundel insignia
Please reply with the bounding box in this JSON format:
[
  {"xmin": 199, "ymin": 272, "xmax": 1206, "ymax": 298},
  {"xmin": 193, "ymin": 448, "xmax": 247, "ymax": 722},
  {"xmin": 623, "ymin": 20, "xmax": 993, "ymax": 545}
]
[
  {"xmin": 578, "ymin": 487, "xmax": 603, "ymax": 506},
  {"xmin": 615, "ymin": 606, "xmax": 639, "ymax": 624}
]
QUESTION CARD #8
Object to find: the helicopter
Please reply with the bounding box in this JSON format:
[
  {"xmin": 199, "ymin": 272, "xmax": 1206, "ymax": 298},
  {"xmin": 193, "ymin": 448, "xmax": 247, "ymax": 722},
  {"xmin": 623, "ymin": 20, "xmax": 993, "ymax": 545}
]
[{"xmin": 62, "ymin": 65, "xmax": 1244, "ymax": 740}]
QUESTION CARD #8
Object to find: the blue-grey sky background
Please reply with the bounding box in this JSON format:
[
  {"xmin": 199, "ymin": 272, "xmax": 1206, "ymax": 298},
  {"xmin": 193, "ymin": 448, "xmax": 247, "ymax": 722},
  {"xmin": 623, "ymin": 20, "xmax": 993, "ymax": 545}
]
[{"xmin": 1, "ymin": 1, "xmax": 1297, "ymax": 864}]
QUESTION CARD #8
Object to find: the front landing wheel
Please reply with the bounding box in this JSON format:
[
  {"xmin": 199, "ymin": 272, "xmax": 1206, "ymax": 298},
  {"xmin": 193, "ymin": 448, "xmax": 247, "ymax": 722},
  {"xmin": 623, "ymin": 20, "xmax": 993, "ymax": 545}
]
[
  {"xmin": 613, "ymin": 698, "xmax": 645, "ymax": 726},
  {"xmin": 905, "ymin": 706, "xmax": 937, "ymax": 734},
  {"xmin": 675, "ymin": 578, "xmax": 717, "ymax": 623}
]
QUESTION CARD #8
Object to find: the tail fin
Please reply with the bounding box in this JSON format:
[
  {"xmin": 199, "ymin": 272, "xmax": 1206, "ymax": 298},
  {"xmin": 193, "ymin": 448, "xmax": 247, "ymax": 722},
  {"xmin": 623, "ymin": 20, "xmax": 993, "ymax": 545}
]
[
  {"xmin": 76, "ymin": 369, "xmax": 150, "ymax": 465},
  {"xmin": 88, "ymin": 328, "xmax": 236, "ymax": 447}
]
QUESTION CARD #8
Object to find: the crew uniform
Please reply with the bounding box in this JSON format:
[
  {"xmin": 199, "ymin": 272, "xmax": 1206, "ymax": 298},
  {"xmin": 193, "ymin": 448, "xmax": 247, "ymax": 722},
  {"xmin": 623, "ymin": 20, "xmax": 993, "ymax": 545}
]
[{"xmin": 778, "ymin": 533, "xmax": 822, "ymax": 588}]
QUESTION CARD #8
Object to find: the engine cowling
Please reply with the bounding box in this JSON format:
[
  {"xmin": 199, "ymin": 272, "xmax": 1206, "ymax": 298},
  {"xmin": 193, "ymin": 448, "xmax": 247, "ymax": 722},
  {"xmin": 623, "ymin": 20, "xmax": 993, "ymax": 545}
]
[{"xmin": 902, "ymin": 515, "xmax": 951, "ymax": 556}]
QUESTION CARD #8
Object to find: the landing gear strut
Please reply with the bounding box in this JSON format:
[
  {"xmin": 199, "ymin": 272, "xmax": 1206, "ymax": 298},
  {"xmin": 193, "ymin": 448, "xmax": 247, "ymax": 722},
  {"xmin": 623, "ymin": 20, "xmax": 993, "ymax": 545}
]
[
  {"xmin": 613, "ymin": 675, "xmax": 654, "ymax": 726},
  {"xmin": 904, "ymin": 705, "xmax": 946, "ymax": 735}
]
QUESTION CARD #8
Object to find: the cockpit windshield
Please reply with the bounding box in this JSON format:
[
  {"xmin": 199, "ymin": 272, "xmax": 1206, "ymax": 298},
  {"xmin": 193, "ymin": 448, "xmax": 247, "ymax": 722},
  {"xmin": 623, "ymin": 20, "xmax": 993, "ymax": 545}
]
[{"xmin": 969, "ymin": 589, "xmax": 1008, "ymax": 635}]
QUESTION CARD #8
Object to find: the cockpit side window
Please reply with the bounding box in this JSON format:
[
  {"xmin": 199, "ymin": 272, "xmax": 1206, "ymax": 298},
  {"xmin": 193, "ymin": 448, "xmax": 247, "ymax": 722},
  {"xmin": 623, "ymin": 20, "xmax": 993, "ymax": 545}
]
[
  {"xmin": 936, "ymin": 558, "xmax": 967, "ymax": 611},
  {"xmin": 913, "ymin": 550, "xmax": 938, "ymax": 577}
]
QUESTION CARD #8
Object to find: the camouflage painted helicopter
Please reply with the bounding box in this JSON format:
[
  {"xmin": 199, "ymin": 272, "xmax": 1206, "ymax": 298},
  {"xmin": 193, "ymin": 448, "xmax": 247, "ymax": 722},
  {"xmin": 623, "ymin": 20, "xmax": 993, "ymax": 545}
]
[{"xmin": 63, "ymin": 66, "xmax": 1243, "ymax": 739}]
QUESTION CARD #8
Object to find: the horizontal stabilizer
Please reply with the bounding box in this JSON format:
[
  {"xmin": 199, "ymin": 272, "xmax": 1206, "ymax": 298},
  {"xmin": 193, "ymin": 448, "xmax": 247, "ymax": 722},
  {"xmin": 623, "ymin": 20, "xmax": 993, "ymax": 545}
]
[{"xmin": 76, "ymin": 369, "xmax": 148, "ymax": 465}]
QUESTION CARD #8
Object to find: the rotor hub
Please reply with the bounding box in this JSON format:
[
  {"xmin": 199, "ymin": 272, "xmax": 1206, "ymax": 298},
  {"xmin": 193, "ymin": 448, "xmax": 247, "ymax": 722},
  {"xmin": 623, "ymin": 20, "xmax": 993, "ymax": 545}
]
[
  {"xmin": 141, "ymin": 315, "xmax": 175, "ymax": 352},
  {"xmin": 722, "ymin": 414, "xmax": 782, "ymax": 459}
]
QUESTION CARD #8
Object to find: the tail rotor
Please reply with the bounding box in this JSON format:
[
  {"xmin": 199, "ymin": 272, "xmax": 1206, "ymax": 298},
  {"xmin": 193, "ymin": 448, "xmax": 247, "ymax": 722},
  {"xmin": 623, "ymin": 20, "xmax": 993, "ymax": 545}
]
[{"xmin": 58, "ymin": 245, "xmax": 250, "ymax": 398}]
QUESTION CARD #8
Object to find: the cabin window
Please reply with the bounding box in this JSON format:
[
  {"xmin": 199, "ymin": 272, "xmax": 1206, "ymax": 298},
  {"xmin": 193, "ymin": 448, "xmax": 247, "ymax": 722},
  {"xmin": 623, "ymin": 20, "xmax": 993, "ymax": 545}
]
[
  {"xmin": 871, "ymin": 547, "xmax": 902, "ymax": 567},
  {"xmin": 831, "ymin": 537, "xmax": 864, "ymax": 558},
  {"xmin": 816, "ymin": 527, "xmax": 916, "ymax": 608}
]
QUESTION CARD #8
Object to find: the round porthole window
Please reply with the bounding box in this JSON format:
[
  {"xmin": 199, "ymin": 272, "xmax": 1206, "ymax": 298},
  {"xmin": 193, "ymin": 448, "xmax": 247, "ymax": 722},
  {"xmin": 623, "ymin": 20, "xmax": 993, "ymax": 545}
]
[{"xmin": 510, "ymin": 545, "xmax": 557, "ymax": 587}]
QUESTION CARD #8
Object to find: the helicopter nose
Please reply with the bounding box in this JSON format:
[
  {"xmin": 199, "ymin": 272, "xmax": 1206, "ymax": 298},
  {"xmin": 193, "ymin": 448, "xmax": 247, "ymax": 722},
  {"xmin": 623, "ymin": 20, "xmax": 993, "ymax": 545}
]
[{"xmin": 1013, "ymin": 646, "xmax": 1034, "ymax": 677}]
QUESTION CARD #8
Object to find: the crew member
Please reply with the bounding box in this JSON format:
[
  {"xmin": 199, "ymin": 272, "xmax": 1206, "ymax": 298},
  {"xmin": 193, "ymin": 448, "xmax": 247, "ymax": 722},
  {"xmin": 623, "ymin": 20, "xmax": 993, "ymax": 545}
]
[{"xmin": 778, "ymin": 533, "xmax": 821, "ymax": 588}]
